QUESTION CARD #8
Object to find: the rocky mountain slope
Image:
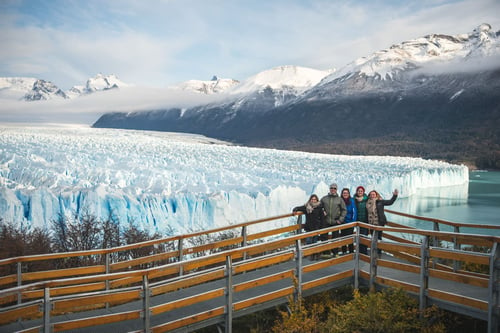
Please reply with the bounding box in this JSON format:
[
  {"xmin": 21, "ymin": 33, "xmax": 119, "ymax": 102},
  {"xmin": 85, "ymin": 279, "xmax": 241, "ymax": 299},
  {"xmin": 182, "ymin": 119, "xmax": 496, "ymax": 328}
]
[{"xmin": 93, "ymin": 24, "xmax": 500, "ymax": 168}]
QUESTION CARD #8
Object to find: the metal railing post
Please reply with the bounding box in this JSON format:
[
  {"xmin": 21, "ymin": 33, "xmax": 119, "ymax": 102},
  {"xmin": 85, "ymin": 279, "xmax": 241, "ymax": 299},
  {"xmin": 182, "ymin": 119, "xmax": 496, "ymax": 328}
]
[
  {"xmin": 105, "ymin": 252, "xmax": 110, "ymax": 309},
  {"xmin": 296, "ymin": 214, "xmax": 303, "ymax": 234},
  {"xmin": 43, "ymin": 287, "xmax": 51, "ymax": 333},
  {"xmin": 143, "ymin": 275, "xmax": 151, "ymax": 333},
  {"xmin": 17, "ymin": 261, "xmax": 22, "ymax": 305},
  {"xmin": 453, "ymin": 226, "xmax": 461, "ymax": 272},
  {"xmin": 369, "ymin": 230, "xmax": 379, "ymax": 292},
  {"xmin": 432, "ymin": 222, "xmax": 440, "ymax": 268},
  {"xmin": 241, "ymin": 226, "xmax": 248, "ymax": 260},
  {"xmin": 488, "ymin": 242, "xmax": 499, "ymax": 333},
  {"xmin": 225, "ymin": 256, "xmax": 233, "ymax": 333},
  {"xmin": 354, "ymin": 226, "xmax": 360, "ymax": 289},
  {"xmin": 419, "ymin": 236, "xmax": 429, "ymax": 313},
  {"xmin": 178, "ymin": 237, "xmax": 184, "ymax": 276},
  {"xmin": 295, "ymin": 240, "xmax": 303, "ymax": 302}
]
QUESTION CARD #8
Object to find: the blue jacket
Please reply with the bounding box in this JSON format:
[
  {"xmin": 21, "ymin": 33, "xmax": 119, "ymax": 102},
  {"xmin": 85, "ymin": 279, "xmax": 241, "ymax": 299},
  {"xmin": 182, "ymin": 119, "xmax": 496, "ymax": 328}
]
[{"xmin": 344, "ymin": 197, "xmax": 358, "ymax": 223}]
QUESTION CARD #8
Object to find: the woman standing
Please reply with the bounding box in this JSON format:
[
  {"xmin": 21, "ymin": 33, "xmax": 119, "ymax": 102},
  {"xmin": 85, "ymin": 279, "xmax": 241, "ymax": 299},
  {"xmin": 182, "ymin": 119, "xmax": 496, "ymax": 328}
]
[
  {"xmin": 354, "ymin": 186, "xmax": 369, "ymax": 254},
  {"xmin": 293, "ymin": 194, "xmax": 325, "ymax": 246},
  {"xmin": 366, "ymin": 189, "xmax": 399, "ymax": 254},
  {"xmin": 340, "ymin": 188, "xmax": 357, "ymax": 254}
]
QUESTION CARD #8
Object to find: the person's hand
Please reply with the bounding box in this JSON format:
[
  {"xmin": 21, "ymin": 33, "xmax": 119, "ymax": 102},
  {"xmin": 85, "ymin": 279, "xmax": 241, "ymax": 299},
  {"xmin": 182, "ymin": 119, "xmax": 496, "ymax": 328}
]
[
  {"xmin": 336, "ymin": 220, "xmax": 341, "ymax": 225},
  {"xmin": 393, "ymin": 189, "xmax": 399, "ymax": 196}
]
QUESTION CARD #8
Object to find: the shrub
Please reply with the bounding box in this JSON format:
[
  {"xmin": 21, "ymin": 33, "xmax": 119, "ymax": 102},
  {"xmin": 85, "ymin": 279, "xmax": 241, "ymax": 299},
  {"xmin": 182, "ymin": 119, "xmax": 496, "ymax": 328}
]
[
  {"xmin": 271, "ymin": 287, "xmax": 446, "ymax": 333},
  {"xmin": 326, "ymin": 288, "xmax": 445, "ymax": 333}
]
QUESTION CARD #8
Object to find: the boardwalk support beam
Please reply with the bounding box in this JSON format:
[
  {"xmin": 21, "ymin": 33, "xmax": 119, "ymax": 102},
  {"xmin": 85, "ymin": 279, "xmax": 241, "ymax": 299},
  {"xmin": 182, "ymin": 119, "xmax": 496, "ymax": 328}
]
[
  {"xmin": 16, "ymin": 262, "xmax": 21, "ymax": 305},
  {"xmin": 295, "ymin": 240, "xmax": 303, "ymax": 303},
  {"xmin": 225, "ymin": 256, "xmax": 233, "ymax": 333},
  {"xmin": 43, "ymin": 287, "xmax": 51, "ymax": 333},
  {"xmin": 142, "ymin": 275, "xmax": 151, "ymax": 333},
  {"xmin": 369, "ymin": 231, "xmax": 379, "ymax": 292},
  {"xmin": 453, "ymin": 226, "xmax": 461, "ymax": 272},
  {"xmin": 354, "ymin": 229, "xmax": 360, "ymax": 290},
  {"xmin": 178, "ymin": 237, "xmax": 184, "ymax": 276},
  {"xmin": 241, "ymin": 226, "xmax": 248, "ymax": 260},
  {"xmin": 419, "ymin": 236, "xmax": 429, "ymax": 313}
]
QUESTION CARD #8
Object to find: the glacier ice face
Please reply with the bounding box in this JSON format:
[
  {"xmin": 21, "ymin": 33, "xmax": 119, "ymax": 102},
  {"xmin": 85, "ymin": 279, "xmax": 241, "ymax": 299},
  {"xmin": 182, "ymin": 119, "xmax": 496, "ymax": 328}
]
[{"xmin": 0, "ymin": 124, "xmax": 468, "ymax": 234}]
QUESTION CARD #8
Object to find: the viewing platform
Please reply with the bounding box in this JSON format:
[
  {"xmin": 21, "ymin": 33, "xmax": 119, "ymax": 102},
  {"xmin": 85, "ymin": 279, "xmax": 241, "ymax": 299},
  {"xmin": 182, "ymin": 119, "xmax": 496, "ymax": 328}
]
[{"xmin": 1, "ymin": 210, "xmax": 499, "ymax": 332}]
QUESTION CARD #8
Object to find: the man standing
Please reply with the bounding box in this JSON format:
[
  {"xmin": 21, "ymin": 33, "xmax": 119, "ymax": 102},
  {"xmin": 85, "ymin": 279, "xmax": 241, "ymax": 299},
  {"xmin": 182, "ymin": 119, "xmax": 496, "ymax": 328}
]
[{"xmin": 320, "ymin": 183, "xmax": 347, "ymax": 257}]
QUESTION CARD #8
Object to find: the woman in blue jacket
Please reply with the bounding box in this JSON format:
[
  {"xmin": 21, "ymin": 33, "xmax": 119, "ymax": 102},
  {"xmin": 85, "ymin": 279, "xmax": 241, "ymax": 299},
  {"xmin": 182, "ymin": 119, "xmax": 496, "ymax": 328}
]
[{"xmin": 341, "ymin": 188, "xmax": 357, "ymax": 254}]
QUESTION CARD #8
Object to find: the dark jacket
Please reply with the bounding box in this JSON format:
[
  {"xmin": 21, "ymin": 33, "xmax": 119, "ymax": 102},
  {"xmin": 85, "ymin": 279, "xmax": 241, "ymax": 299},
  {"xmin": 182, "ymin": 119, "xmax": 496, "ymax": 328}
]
[
  {"xmin": 320, "ymin": 193, "xmax": 347, "ymax": 226},
  {"xmin": 375, "ymin": 194, "xmax": 398, "ymax": 226},
  {"xmin": 293, "ymin": 204, "xmax": 325, "ymax": 232},
  {"xmin": 354, "ymin": 194, "xmax": 368, "ymax": 223}
]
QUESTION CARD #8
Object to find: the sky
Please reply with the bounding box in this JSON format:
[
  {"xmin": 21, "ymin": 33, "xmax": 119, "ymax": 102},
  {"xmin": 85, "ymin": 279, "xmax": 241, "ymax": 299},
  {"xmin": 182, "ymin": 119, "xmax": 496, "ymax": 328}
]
[{"xmin": 1, "ymin": 0, "xmax": 500, "ymax": 91}]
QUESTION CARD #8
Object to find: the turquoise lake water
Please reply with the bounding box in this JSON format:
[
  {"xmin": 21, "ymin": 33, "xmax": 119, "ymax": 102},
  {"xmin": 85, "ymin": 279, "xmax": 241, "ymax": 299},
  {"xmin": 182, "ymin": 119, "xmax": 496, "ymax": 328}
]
[{"xmin": 388, "ymin": 170, "xmax": 500, "ymax": 236}]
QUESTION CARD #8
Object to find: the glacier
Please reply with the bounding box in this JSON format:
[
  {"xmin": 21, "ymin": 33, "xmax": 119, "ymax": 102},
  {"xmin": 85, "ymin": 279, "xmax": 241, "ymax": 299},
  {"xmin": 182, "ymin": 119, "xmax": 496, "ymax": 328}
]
[{"xmin": 0, "ymin": 124, "xmax": 468, "ymax": 235}]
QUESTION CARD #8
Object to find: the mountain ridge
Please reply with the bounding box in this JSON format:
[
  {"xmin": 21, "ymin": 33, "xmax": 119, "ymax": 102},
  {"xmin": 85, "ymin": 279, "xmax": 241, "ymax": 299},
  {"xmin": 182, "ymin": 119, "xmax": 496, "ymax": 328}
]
[{"xmin": 92, "ymin": 24, "xmax": 500, "ymax": 169}]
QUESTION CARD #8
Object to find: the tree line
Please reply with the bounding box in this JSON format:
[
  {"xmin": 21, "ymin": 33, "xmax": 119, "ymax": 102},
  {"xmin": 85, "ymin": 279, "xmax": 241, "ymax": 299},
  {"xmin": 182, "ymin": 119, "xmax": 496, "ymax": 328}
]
[{"xmin": 0, "ymin": 213, "xmax": 166, "ymax": 275}]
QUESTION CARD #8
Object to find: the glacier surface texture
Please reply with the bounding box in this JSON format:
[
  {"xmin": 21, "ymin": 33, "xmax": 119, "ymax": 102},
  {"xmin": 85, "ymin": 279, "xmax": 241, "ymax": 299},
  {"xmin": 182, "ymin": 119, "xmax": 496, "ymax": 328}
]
[{"xmin": 0, "ymin": 124, "xmax": 468, "ymax": 234}]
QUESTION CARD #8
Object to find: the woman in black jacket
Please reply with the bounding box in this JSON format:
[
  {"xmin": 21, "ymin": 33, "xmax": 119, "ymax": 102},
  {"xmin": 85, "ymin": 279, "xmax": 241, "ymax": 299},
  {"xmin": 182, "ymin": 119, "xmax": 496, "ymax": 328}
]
[
  {"xmin": 366, "ymin": 189, "xmax": 398, "ymax": 254},
  {"xmin": 293, "ymin": 194, "xmax": 325, "ymax": 246},
  {"xmin": 366, "ymin": 189, "xmax": 398, "ymax": 226}
]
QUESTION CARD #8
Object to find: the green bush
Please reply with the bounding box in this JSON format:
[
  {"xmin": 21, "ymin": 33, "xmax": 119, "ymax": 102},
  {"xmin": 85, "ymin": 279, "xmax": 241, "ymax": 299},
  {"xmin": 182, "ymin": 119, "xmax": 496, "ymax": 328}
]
[{"xmin": 271, "ymin": 288, "xmax": 446, "ymax": 333}]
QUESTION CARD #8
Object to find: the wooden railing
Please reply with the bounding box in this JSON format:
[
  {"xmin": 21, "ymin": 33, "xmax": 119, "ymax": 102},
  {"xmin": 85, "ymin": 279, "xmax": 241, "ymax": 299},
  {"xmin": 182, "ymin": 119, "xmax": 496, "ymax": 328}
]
[
  {"xmin": 1, "ymin": 212, "xmax": 499, "ymax": 333},
  {"xmin": 0, "ymin": 213, "xmax": 299, "ymax": 292}
]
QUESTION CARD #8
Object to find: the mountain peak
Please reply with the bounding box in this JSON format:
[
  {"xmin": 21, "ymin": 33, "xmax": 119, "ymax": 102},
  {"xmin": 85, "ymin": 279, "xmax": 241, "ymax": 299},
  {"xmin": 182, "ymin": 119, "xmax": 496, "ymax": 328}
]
[
  {"xmin": 85, "ymin": 73, "xmax": 129, "ymax": 92},
  {"xmin": 173, "ymin": 77, "xmax": 240, "ymax": 94},
  {"xmin": 230, "ymin": 65, "xmax": 331, "ymax": 95},
  {"xmin": 473, "ymin": 23, "xmax": 492, "ymax": 35},
  {"xmin": 321, "ymin": 23, "xmax": 500, "ymax": 84},
  {"xmin": 24, "ymin": 79, "xmax": 68, "ymax": 101}
]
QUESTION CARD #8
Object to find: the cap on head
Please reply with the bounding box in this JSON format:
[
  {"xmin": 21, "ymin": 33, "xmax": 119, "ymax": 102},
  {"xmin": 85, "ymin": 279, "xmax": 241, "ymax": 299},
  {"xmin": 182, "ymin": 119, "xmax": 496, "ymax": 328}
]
[{"xmin": 330, "ymin": 183, "xmax": 338, "ymax": 189}]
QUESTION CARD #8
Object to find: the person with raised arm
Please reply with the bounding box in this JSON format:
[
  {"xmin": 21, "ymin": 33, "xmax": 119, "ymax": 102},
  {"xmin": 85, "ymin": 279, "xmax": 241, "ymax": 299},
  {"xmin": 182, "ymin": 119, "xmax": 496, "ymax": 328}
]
[{"xmin": 366, "ymin": 189, "xmax": 399, "ymax": 255}]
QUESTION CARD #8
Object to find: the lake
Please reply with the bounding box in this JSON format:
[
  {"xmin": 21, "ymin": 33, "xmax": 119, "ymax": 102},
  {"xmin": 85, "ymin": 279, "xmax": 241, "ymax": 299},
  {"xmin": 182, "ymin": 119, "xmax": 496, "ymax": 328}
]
[{"xmin": 388, "ymin": 170, "xmax": 500, "ymax": 236}]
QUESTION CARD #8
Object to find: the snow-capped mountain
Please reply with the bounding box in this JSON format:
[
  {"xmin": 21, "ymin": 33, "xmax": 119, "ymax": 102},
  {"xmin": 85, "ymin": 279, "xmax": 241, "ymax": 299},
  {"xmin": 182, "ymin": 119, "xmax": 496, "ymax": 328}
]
[
  {"xmin": 229, "ymin": 65, "xmax": 331, "ymax": 96},
  {"xmin": 62, "ymin": 73, "xmax": 131, "ymax": 99},
  {"xmin": 0, "ymin": 124, "xmax": 468, "ymax": 233},
  {"xmin": 0, "ymin": 73, "xmax": 130, "ymax": 101},
  {"xmin": 0, "ymin": 77, "xmax": 69, "ymax": 101},
  {"xmin": 66, "ymin": 73, "xmax": 130, "ymax": 98},
  {"xmin": 93, "ymin": 65, "xmax": 331, "ymax": 138},
  {"xmin": 93, "ymin": 24, "xmax": 500, "ymax": 168},
  {"xmin": 94, "ymin": 65, "xmax": 331, "ymax": 133},
  {"xmin": 173, "ymin": 75, "xmax": 240, "ymax": 94},
  {"xmin": 0, "ymin": 77, "xmax": 37, "ymax": 100},
  {"xmin": 316, "ymin": 23, "xmax": 499, "ymax": 89},
  {"xmin": 24, "ymin": 79, "xmax": 69, "ymax": 101}
]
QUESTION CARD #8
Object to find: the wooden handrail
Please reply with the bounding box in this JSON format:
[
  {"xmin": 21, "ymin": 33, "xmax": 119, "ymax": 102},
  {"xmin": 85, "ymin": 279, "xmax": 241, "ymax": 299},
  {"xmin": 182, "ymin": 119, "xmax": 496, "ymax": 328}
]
[
  {"xmin": 0, "ymin": 213, "xmax": 297, "ymax": 267},
  {"xmin": 1, "ymin": 222, "xmax": 496, "ymax": 294},
  {"xmin": 386, "ymin": 209, "xmax": 500, "ymax": 230}
]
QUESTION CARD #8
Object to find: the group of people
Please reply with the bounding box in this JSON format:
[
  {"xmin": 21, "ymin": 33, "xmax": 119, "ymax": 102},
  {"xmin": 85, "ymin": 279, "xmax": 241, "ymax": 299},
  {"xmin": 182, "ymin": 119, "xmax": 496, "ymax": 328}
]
[{"xmin": 292, "ymin": 183, "xmax": 398, "ymax": 258}]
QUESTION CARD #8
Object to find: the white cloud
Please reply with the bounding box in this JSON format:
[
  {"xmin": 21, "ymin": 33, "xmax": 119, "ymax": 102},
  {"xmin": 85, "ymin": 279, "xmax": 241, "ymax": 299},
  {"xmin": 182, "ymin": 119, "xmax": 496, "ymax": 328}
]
[
  {"xmin": 1, "ymin": 0, "xmax": 499, "ymax": 90},
  {"xmin": 0, "ymin": 85, "xmax": 228, "ymax": 124}
]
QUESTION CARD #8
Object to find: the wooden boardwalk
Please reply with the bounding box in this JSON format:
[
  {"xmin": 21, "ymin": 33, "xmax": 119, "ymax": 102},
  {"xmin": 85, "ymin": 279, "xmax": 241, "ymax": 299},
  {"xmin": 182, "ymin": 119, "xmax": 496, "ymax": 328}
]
[{"xmin": 1, "ymin": 212, "xmax": 499, "ymax": 332}]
